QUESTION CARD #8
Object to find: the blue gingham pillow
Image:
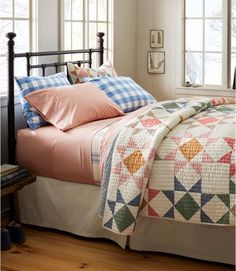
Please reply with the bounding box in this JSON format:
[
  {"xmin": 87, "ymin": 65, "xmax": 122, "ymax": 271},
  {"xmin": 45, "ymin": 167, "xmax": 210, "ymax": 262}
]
[
  {"xmin": 84, "ymin": 76, "xmax": 156, "ymax": 113},
  {"xmin": 15, "ymin": 72, "xmax": 70, "ymax": 129}
]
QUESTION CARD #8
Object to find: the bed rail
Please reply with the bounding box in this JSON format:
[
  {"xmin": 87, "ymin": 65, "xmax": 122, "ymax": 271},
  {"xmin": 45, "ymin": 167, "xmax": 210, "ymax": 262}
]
[{"xmin": 6, "ymin": 32, "xmax": 104, "ymax": 164}]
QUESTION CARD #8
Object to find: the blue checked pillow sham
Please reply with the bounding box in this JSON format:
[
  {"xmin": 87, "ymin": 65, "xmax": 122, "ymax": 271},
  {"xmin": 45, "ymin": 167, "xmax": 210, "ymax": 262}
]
[
  {"xmin": 84, "ymin": 76, "xmax": 156, "ymax": 113},
  {"xmin": 15, "ymin": 72, "xmax": 70, "ymax": 129}
]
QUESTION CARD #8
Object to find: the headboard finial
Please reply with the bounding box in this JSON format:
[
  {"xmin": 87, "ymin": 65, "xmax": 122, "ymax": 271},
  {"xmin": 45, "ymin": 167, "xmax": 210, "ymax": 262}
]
[
  {"xmin": 97, "ymin": 32, "xmax": 105, "ymax": 38},
  {"xmin": 97, "ymin": 32, "xmax": 104, "ymax": 66},
  {"xmin": 6, "ymin": 32, "xmax": 16, "ymax": 40}
]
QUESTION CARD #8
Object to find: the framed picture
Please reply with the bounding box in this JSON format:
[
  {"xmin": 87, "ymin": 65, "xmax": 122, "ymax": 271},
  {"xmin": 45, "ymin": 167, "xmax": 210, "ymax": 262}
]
[
  {"xmin": 147, "ymin": 51, "xmax": 165, "ymax": 74},
  {"xmin": 150, "ymin": 30, "xmax": 164, "ymax": 48},
  {"xmin": 233, "ymin": 67, "xmax": 236, "ymax": 89}
]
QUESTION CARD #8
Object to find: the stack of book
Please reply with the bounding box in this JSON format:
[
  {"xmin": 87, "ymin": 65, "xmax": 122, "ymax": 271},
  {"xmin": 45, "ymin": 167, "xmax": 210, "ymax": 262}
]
[{"xmin": 1, "ymin": 164, "xmax": 30, "ymax": 188}]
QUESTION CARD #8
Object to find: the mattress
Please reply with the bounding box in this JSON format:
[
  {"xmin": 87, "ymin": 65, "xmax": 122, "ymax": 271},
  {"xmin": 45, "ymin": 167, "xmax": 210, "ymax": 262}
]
[
  {"xmin": 16, "ymin": 105, "xmax": 153, "ymax": 185},
  {"xmin": 17, "ymin": 116, "xmax": 123, "ymax": 185}
]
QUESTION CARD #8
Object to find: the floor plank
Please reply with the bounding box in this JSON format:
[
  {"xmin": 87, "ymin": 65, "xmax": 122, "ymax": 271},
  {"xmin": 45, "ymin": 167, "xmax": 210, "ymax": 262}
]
[{"xmin": 1, "ymin": 226, "xmax": 234, "ymax": 271}]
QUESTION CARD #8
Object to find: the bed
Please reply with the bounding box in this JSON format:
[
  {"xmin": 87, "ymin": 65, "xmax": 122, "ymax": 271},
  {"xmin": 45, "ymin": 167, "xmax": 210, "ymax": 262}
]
[{"xmin": 5, "ymin": 32, "xmax": 235, "ymax": 265}]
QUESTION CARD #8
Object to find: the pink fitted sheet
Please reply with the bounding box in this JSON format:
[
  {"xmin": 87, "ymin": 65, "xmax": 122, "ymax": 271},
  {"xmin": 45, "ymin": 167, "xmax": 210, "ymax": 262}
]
[
  {"xmin": 17, "ymin": 117, "xmax": 123, "ymax": 185},
  {"xmin": 17, "ymin": 105, "xmax": 154, "ymax": 185}
]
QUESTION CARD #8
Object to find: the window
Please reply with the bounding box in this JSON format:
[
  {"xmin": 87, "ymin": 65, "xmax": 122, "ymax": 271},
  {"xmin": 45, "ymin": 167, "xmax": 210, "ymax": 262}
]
[
  {"xmin": 0, "ymin": 0, "xmax": 32, "ymax": 95},
  {"xmin": 184, "ymin": 0, "xmax": 234, "ymax": 88},
  {"xmin": 62, "ymin": 0, "xmax": 112, "ymax": 65}
]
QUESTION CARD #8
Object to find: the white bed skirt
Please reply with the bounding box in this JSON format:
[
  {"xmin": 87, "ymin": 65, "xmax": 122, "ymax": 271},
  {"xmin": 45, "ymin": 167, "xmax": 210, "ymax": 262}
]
[{"xmin": 18, "ymin": 176, "xmax": 235, "ymax": 264}]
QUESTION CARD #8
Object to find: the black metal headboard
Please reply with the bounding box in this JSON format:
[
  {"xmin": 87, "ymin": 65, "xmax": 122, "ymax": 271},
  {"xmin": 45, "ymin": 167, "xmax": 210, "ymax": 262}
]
[{"xmin": 6, "ymin": 32, "xmax": 105, "ymax": 165}]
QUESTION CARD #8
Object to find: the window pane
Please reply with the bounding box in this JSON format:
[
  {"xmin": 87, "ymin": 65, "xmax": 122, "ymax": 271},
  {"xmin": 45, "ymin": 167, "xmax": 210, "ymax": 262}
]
[
  {"xmin": 185, "ymin": 0, "xmax": 203, "ymax": 17},
  {"xmin": 64, "ymin": 0, "xmax": 71, "ymax": 20},
  {"xmin": 231, "ymin": 54, "xmax": 236, "ymax": 87},
  {"xmin": 205, "ymin": 19, "xmax": 222, "ymax": 51},
  {"xmin": 0, "ymin": 20, "xmax": 13, "ymax": 52},
  {"xmin": 64, "ymin": 54, "xmax": 73, "ymax": 67},
  {"xmin": 98, "ymin": 0, "xmax": 107, "ymax": 21},
  {"xmin": 233, "ymin": 0, "xmax": 236, "ymax": 18},
  {"xmin": 63, "ymin": 0, "xmax": 110, "ymax": 71},
  {"xmin": 64, "ymin": 22, "xmax": 71, "ymax": 49},
  {"xmin": 15, "ymin": 0, "xmax": 29, "ymax": 18},
  {"xmin": 15, "ymin": 58, "xmax": 26, "ymax": 77},
  {"xmin": 104, "ymin": 48, "xmax": 108, "ymax": 61},
  {"xmin": 185, "ymin": 53, "xmax": 203, "ymax": 84},
  {"xmin": 89, "ymin": 23, "xmax": 97, "ymax": 48},
  {"xmin": 91, "ymin": 51, "xmax": 97, "ymax": 67},
  {"xmin": 205, "ymin": 0, "xmax": 222, "ymax": 17},
  {"xmin": 185, "ymin": 19, "xmax": 203, "ymax": 51},
  {"xmin": 14, "ymin": 58, "xmax": 26, "ymax": 91},
  {"xmin": 232, "ymin": 19, "xmax": 236, "ymax": 52},
  {"xmin": 0, "ymin": 0, "xmax": 12, "ymax": 18},
  {"xmin": 0, "ymin": 55, "xmax": 7, "ymax": 95},
  {"xmin": 64, "ymin": 54, "xmax": 72, "ymax": 62},
  {"xmin": 14, "ymin": 20, "xmax": 29, "ymax": 52},
  {"xmin": 72, "ymin": 22, "xmax": 83, "ymax": 49},
  {"xmin": 72, "ymin": 0, "xmax": 83, "ymax": 21},
  {"xmin": 98, "ymin": 23, "xmax": 107, "ymax": 48},
  {"xmin": 71, "ymin": 52, "xmax": 82, "ymax": 61},
  {"xmin": 89, "ymin": 0, "xmax": 96, "ymax": 21},
  {"xmin": 205, "ymin": 53, "xmax": 222, "ymax": 85}
]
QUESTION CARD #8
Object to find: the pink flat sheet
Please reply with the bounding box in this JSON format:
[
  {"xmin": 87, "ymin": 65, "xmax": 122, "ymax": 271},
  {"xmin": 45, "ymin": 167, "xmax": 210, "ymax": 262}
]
[{"xmin": 17, "ymin": 117, "xmax": 123, "ymax": 185}]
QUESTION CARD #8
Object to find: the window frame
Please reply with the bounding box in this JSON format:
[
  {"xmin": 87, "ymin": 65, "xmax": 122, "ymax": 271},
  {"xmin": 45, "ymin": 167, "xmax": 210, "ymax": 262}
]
[
  {"xmin": 0, "ymin": 0, "xmax": 33, "ymax": 96},
  {"xmin": 60, "ymin": 0, "xmax": 112, "ymax": 64},
  {"xmin": 0, "ymin": 0, "xmax": 33, "ymax": 52},
  {"xmin": 184, "ymin": 0, "xmax": 233, "ymax": 89}
]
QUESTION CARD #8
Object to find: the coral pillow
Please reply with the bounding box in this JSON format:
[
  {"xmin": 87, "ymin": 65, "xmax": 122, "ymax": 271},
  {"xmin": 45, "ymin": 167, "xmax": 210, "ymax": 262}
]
[
  {"xmin": 15, "ymin": 72, "xmax": 71, "ymax": 129},
  {"xmin": 67, "ymin": 60, "xmax": 117, "ymax": 84},
  {"xmin": 25, "ymin": 82, "xmax": 124, "ymax": 131}
]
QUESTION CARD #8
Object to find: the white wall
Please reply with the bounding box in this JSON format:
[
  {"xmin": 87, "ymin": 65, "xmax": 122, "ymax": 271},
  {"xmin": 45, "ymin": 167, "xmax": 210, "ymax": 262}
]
[
  {"xmin": 38, "ymin": 0, "xmax": 59, "ymax": 52},
  {"xmin": 136, "ymin": 0, "xmax": 179, "ymax": 101},
  {"xmin": 113, "ymin": 0, "xmax": 137, "ymax": 80}
]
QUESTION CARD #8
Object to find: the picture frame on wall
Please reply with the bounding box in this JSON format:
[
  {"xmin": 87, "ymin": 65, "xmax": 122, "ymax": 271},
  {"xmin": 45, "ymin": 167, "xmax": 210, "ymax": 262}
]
[
  {"xmin": 147, "ymin": 51, "xmax": 165, "ymax": 74},
  {"xmin": 150, "ymin": 30, "xmax": 164, "ymax": 48},
  {"xmin": 233, "ymin": 67, "xmax": 236, "ymax": 89}
]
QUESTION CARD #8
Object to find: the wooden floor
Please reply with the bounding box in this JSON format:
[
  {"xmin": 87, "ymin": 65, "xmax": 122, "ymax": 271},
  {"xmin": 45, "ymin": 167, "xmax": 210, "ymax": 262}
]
[{"xmin": 1, "ymin": 226, "xmax": 234, "ymax": 271}]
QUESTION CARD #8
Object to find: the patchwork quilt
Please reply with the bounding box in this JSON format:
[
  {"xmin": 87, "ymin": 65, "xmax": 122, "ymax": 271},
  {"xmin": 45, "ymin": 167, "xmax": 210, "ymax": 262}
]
[{"xmin": 100, "ymin": 97, "xmax": 236, "ymax": 235}]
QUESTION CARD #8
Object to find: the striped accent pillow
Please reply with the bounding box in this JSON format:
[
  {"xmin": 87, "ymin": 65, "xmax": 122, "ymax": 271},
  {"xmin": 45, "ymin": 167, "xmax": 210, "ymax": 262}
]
[{"xmin": 15, "ymin": 72, "xmax": 70, "ymax": 129}]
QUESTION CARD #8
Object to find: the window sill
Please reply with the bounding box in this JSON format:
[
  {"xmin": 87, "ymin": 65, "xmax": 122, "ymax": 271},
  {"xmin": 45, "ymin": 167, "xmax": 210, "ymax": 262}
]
[
  {"xmin": 1, "ymin": 94, "xmax": 20, "ymax": 108},
  {"xmin": 176, "ymin": 87, "xmax": 235, "ymax": 98}
]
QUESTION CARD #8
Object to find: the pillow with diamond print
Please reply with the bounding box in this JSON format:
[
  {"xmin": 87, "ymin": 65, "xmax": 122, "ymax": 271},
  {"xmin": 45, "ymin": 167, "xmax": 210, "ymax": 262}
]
[{"xmin": 67, "ymin": 60, "xmax": 117, "ymax": 84}]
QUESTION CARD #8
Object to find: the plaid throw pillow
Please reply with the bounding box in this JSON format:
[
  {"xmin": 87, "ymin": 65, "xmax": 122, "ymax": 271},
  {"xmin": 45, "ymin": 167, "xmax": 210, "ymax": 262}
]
[
  {"xmin": 84, "ymin": 76, "xmax": 157, "ymax": 113},
  {"xmin": 15, "ymin": 72, "xmax": 70, "ymax": 129}
]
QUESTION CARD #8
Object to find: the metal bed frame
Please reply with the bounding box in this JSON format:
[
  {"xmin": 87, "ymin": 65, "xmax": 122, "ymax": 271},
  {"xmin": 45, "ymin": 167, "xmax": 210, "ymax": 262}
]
[{"xmin": 6, "ymin": 31, "xmax": 105, "ymax": 164}]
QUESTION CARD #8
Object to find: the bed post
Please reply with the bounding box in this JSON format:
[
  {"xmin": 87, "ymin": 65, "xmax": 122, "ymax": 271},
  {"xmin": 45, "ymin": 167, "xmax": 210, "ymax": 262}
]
[
  {"xmin": 6, "ymin": 32, "xmax": 16, "ymax": 165},
  {"xmin": 97, "ymin": 32, "xmax": 104, "ymax": 66}
]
